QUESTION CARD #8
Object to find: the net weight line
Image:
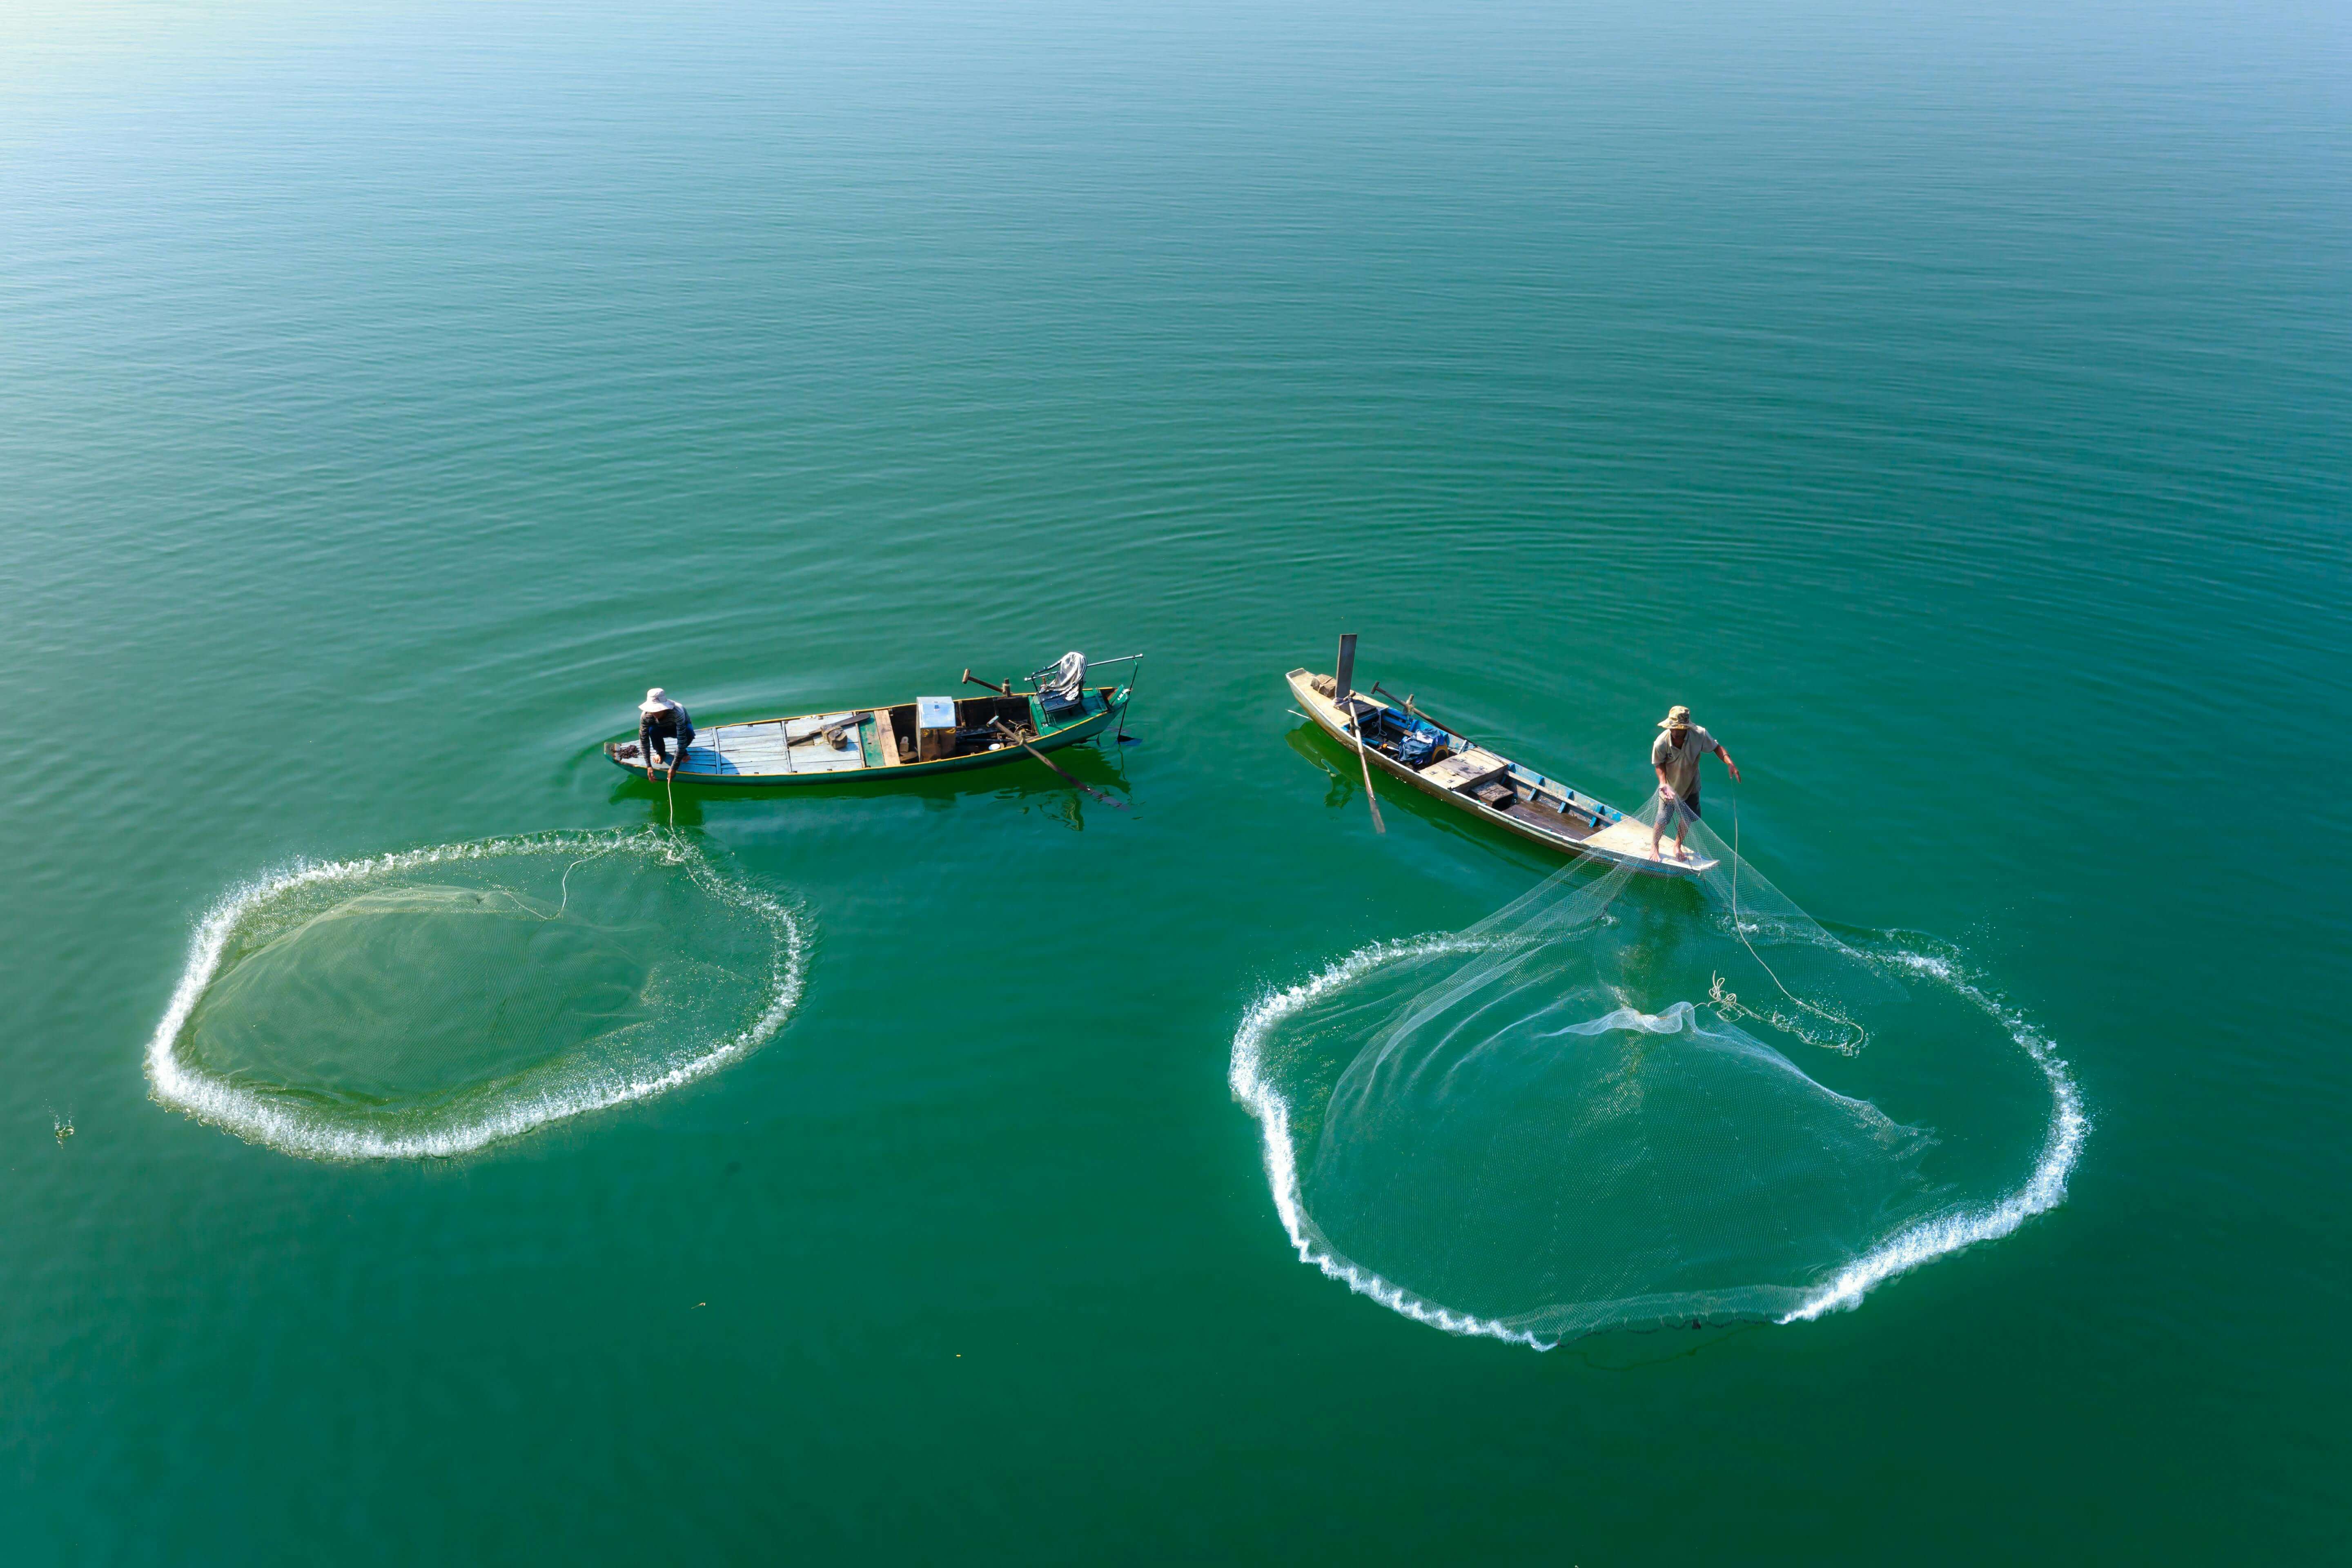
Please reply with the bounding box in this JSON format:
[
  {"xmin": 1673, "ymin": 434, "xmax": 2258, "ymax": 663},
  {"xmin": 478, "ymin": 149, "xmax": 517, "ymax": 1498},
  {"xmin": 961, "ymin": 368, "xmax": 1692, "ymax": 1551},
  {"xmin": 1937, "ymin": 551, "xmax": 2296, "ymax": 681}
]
[{"xmin": 1713, "ymin": 775, "xmax": 1869, "ymax": 1055}]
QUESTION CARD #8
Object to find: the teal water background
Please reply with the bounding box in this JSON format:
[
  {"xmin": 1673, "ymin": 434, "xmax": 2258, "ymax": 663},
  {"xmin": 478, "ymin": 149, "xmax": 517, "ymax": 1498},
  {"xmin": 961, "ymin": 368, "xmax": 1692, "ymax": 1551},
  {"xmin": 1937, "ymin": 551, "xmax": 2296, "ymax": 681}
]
[{"xmin": 4, "ymin": 1, "xmax": 2347, "ymax": 1559}]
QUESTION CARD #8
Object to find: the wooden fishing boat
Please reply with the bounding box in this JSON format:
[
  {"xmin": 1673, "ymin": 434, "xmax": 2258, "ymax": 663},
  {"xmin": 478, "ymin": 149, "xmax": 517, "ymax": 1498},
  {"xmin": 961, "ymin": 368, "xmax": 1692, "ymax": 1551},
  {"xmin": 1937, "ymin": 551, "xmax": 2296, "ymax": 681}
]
[
  {"xmin": 606, "ymin": 659, "xmax": 1136, "ymax": 786},
  {"xmin": 1286, "ymin": 658, "xmax": 1718, "ymax": 877}
]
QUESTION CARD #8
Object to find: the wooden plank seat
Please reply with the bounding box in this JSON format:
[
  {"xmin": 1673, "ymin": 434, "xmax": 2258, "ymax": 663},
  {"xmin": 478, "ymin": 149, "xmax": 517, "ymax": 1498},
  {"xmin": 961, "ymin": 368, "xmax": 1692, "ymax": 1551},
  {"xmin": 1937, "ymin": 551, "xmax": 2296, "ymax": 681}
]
[
  {"xmin": 776, "ymin": 712, "xmax": 864, "ymax": 774},
  {"xmin": 1421, "ymin": 748, "xmax": 1511, "ymax": 794}
]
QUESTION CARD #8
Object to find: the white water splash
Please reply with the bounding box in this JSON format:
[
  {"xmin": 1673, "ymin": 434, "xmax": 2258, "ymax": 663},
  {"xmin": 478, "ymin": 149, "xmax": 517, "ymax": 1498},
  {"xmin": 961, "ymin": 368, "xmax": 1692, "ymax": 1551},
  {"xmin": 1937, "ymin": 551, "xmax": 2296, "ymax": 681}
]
[
  {"xmin": 1229, "ymin": 932, "xmax": 1561, "ymax": 1350},
  {"xmin": 1230, "ymin": 932, "xmax": 2087, "ymax": 1348},
  {"xmin": 146, "ymin": 831, "xmax": 806, "ymax": 1160},
  {"xmin": 1777, "ymin": 947, "xmax": 2087, "ymax": 1322}
]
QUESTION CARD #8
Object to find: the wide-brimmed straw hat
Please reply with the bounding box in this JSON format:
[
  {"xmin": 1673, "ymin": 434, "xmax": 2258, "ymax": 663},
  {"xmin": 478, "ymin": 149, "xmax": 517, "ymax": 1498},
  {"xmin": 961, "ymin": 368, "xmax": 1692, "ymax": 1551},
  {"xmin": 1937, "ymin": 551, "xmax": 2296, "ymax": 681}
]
[
  {"xmin": 1657, "ymin": 705, "xmax": 1693, "ymax": 730},
  {"xmin": 639, "ymin": 686, "xmax": 671, "ymax": 715}
]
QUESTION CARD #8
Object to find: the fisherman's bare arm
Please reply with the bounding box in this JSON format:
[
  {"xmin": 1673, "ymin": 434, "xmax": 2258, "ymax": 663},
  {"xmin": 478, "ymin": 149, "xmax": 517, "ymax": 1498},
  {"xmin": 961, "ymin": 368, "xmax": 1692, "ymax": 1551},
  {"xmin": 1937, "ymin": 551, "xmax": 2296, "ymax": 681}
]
[{"xmin": 1713, "ymin": 744, "xmax": 1741, "ymax": 782}]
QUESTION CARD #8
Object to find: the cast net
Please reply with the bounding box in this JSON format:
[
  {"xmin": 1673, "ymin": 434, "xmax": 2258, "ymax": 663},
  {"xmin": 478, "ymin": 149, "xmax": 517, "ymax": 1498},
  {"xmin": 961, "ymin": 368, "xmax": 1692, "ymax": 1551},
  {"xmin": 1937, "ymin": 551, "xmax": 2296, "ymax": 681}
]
[
  {"xmin": 1232, "ymin": 791, "xmax": 2084, "ymax": 1346},
  {"xmin": 148, "ymin": 830, "xmax": 805, "ymax": 1160}
]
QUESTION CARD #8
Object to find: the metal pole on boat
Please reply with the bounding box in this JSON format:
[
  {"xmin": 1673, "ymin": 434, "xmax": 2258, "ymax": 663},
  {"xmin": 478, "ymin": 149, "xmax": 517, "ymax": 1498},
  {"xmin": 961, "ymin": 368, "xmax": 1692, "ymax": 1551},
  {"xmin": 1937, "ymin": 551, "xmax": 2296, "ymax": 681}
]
[{"xmin": 1114, "ymin": 657, "xmax": 1141, "ymax": 744}]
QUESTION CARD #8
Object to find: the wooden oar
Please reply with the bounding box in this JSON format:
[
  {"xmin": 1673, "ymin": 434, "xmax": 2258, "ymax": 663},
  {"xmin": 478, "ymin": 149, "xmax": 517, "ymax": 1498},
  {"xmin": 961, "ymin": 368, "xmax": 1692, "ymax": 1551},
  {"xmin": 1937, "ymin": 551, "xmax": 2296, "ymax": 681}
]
[
  {"xmin": 1346, "ymin": 703, "xmax": 1387, "ymax": 834},
  {"xmin": 989, "ymin": 719, "xmax": 1130, "ymax": 810}
]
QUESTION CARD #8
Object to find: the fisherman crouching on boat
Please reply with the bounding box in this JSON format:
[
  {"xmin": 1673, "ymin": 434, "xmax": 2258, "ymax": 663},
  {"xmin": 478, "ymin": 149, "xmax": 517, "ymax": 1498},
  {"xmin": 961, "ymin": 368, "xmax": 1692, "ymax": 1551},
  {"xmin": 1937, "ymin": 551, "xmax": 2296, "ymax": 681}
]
[
  {"xmin": 1650, "ymin": 704, "xmax": 1738, "ymax": 861},
  {"xmin": 637, "ymin": 687, "xmax": 695, "ymax": 775}
]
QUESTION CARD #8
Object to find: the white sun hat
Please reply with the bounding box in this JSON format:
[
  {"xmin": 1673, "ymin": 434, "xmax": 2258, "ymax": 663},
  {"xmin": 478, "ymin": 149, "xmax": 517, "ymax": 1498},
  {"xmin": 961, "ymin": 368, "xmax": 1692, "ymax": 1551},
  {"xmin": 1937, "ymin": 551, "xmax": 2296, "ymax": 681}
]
[{"xmin": 639, "ymin": 687, "xmax": 673, "ymax": 716}]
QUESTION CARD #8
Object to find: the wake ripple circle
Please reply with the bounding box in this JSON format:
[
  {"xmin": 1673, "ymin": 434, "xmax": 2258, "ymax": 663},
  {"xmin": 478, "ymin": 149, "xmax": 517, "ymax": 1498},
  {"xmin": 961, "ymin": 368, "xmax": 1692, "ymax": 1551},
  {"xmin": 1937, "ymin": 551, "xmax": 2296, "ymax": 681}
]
[
  {"xmin": 148, "ymin": 831, "xmax": 806, "ymax": 1160},
  {"xmin": 1230, "ymin": 932, "xmax": 2086, "ymax": 1348}
]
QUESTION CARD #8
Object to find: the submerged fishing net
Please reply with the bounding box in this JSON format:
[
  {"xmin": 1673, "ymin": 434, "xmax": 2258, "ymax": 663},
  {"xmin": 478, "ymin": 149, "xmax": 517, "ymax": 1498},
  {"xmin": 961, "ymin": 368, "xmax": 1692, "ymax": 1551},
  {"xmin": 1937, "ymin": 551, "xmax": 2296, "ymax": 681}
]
[
  {"xmin": 1234, "ymin": 793, "xmax": 2083, "ymax": 1345},
  {"xmin": 149, "ymin": 831, "xmax": 804, "ymax": 1159}
]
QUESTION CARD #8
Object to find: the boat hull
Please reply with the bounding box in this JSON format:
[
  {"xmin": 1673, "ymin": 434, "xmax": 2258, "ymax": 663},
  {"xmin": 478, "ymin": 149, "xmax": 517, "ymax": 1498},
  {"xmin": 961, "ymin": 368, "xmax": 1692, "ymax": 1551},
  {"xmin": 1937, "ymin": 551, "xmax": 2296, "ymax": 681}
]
[
  {"xmin": 1285, "ymin": 668, "xmax": 1713, "ymax": 877},
  {"xmin": 607, "ymin": 686, "xmax": 1128, "ymax": 786}
]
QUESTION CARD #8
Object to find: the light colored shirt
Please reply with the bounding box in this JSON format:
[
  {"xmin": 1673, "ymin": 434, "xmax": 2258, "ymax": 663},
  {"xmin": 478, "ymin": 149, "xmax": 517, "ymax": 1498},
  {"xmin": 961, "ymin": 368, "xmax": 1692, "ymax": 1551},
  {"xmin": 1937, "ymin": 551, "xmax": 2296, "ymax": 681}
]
[{"xmin": 1651, "ymin": 724, "xmax": 1718, "ymax": 797}]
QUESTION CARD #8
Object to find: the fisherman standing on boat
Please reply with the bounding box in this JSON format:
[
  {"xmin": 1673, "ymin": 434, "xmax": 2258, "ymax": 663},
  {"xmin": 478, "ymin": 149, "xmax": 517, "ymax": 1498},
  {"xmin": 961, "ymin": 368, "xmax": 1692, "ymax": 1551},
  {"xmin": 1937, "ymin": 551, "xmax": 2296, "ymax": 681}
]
[
  {"xmin": 1651, "ymin": 705, "xmax": 1738, "ymax": 861},
  {"xmin": 637, "ymin": 687, "xmax": 695, "ymax": 776}
]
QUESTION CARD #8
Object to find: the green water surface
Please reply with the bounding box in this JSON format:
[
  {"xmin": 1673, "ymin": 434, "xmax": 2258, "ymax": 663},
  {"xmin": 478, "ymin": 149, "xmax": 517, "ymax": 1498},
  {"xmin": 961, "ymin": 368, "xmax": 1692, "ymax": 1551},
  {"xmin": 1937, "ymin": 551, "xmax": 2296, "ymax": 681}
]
[{"xmin": 2, "ymin": 1, "xmax": 2345, "ymax": 1560}]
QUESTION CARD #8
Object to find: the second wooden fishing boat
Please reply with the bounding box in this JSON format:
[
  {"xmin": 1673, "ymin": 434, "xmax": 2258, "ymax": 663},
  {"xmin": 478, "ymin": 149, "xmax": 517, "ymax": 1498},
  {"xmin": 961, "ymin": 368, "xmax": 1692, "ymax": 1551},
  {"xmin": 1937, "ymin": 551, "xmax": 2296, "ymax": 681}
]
[
  {"xmin": 1286, "ymin": 649, "xmax": 1717, "ymax": 877},
  {"xmin": 608, "ymin": 655, "xmax": 1137, "ymax": 785}
]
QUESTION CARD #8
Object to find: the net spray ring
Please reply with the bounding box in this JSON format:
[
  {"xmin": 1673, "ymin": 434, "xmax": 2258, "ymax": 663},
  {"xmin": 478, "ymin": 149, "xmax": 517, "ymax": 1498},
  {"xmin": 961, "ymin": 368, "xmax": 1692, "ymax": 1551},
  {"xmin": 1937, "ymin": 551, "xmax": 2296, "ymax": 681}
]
[{"xmin": 147, "ymin": 830, "xmax": 805, "ymax": 1160}]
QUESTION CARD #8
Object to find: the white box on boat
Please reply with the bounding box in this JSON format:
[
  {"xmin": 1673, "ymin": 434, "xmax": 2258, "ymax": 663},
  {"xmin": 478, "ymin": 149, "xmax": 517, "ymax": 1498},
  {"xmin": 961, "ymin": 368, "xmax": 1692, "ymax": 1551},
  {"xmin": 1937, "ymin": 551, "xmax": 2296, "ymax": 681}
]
[{"xmin": 915, "ymin": 695, "xmax": 958, "ymax": 761}]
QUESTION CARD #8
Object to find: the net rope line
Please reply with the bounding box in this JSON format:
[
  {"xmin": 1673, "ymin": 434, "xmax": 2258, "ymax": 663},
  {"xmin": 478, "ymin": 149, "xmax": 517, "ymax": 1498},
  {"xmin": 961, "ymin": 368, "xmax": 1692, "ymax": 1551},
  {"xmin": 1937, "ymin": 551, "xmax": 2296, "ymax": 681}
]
[
  {"xmin": 1713, "ymin": 775, "xmax": 1869, "ymax": 1054},
  {"xmin": 520, "ymin": 737, "xmax": 687, "ymax": 921},
  {"xmin": 534, "ymin": 835, "xmax": 630, "ymax": 922}
]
